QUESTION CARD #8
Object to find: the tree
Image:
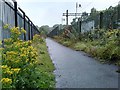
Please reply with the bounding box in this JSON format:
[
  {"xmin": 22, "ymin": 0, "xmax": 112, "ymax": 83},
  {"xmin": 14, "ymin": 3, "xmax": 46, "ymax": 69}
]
[
  {"xmin": 90, "ymin": 8, "xmax": 97, "ymax": 16},
  {"xmin": 52, "ymin": 24, "xmax": 59, "ymax": 29},
  {"xmin": 81, "ymin": 12, "xmax": 88, "ymax": 21},
  {"xmin": 39, "ymin": 25, "xmax": 50, "ymax": 36}
]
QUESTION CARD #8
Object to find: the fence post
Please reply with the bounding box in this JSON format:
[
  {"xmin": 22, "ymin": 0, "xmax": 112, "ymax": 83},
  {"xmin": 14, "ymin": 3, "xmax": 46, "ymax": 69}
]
[
  {"xmin": 14, "ymin": 2, "xmax": 17, "ymax": 27},
  {"xmin": 23, "ymin": 12, "xmax": 26, "ymax": 40},
  {"xmin": 18, "ymin": 8, "xmax": 26, "ymax": 40},
  {"xmin": 78, "ymin": 18, "xmax": 81, "ymax": 33},
  {"xmin": 31, "ymin": 22, "xmax": 33, "ymax": 39},
  {"xmin": 25, "ymin": 16, "xmax": 30, "ymax": 40},
  {"xmin": 28, "ymin": 19, "xmax": 30, "ymax": 40}
]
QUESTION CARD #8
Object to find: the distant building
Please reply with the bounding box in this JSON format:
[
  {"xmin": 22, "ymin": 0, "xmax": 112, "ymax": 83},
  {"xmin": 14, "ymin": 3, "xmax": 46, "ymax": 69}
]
[{"xmin": 81, "ymin": 20, "xmax": 95, "ymax": 33}]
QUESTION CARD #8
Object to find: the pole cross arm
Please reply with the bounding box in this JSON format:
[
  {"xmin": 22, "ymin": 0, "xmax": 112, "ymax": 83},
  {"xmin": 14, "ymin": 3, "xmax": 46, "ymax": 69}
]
[{"xmin": 63, "ymin": 13, "xmax": 82, "ymax": 16}]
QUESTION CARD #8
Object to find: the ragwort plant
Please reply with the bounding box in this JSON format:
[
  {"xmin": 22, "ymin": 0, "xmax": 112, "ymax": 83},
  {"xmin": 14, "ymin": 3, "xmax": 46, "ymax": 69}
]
[{"xmin": 0, "ymin": 26, "xmax": 42, "ymax": 88}]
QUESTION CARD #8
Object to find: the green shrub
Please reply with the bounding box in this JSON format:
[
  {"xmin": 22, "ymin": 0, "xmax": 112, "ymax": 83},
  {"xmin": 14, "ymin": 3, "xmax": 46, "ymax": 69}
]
[
  {"xmin": 74, "ymin": 42, "xmax": 87, "ymax": 51},
  {"xmin": 110, "ymin": 46, "xmax": 120, "ymax": 61},
  {"xmin": 1, "ymin": 27, "xmax": 39, "ymax": 88},
  {"xmin": 1, "ymin": 26, "xmax": 55, "ymax": 88},
  {"xmin": 62, "ymin": 41, "xmax": 71, "ymax": 47},
  {"xmin": 53, "ymin": 28, "xmax": 120, "ymax": 66}
]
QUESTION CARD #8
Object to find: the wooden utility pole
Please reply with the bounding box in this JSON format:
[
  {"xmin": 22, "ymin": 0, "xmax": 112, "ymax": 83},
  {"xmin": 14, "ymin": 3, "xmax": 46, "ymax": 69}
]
[
  {"xmin": 63, "ymin": 10, "xmax": 90, "ymax": 36},
  {"xmin": 63, "ymin": 10, "xmax": 83, "ymax": 26},
  {"xmin": 66, "ymin": 10, "xmax": 68, "ymax": 25}
]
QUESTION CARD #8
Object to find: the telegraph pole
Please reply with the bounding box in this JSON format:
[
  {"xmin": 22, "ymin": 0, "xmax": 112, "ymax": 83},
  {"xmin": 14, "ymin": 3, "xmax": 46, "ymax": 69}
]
[
  {"xmin": 66, "ymin": 10, "xmax": 68, "ymax": 25},
  {"xmin": 63, "ymin": 10, "xmax": 83, "ymax": 26},
  {"xmin": 63, "ymin": 3, "xmax": 81, "ymax": 26},
  {"xmin": 63, "ymin": 10, "xmax": 90, "ymax": 35}
]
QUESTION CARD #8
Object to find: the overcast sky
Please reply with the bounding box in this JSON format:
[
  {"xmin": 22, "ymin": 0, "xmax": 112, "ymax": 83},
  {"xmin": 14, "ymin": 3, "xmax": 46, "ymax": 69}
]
[{"xmin": 16, "ymin": 0, "xmax": 120, "ymax": 27}]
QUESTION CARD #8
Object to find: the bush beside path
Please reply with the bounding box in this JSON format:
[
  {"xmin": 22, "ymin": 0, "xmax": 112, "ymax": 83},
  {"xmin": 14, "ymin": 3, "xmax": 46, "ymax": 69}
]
[{"xmin": 0, "ymin": 26, "xmax": 55, "ymax": 89}]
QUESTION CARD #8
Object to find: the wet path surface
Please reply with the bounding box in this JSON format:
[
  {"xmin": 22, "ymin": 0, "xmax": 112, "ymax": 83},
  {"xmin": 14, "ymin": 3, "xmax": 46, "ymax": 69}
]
[{"xmin": 46, "ymin": 38, "xmax": 118, "ymax": 88}]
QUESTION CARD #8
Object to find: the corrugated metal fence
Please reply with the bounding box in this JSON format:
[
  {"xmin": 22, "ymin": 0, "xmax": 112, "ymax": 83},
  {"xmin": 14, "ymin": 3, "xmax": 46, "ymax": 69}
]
[{"xmin": 0, "ymin": 0, "xmax": 40, "ymax": 41}]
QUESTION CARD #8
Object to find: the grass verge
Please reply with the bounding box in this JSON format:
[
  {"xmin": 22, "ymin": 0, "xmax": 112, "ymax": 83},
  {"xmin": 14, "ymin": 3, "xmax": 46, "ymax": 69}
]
[{"xmin": 32, "ymin": 36, "xmax": 55, "ymax": 88}]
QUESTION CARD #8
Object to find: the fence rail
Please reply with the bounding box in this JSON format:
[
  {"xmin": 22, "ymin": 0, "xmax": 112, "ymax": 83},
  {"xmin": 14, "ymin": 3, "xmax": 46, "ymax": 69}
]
[{"xmin": 0, "ymin": 0, "xmax": 40, "ymax": 41}]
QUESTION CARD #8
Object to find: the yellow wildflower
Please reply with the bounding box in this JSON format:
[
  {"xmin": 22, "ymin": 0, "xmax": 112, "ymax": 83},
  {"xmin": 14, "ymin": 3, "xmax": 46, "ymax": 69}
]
[
  {"xmin": 10, "ymin": 27, "xmax": 21, "ymax": 35},
  {"xmin": 21, "ymin": 28, "xmax": 26, "ymax": 34},
  {"xmin": 4, "ymin": 39, "xmax": 8, "ymax": 43},
  {"xmin": 3, "ymin": 24, "xmax": 9, "ymax": 29},
  {"xmin": 1, "ymin": 65, "xmax": 8, "ymax": 69},
  {"xmin": 11, "ymin": 68, "xmax": 21, "ymax": 74},
  {"xmin": 15, "ymin": 60, "xmax": 20, "ymax": 63},
  {"xmin": 28, "ymin": 40, "xmax": 32, "ymax": 44},
  {"xmin": 28, "ymin": 46, "xmax": 34, "ymax": 50},
  {"xmin": 6, "ymin": 51, "xmax": 17, "ymax": 55},
  {"xmin": 26, "ymin": 59, "xmax": 29, "ymax": 62},
  {"xmin": 16, "ymin": 27, "xmax": 19, "ymax": 30},
  {"xmin": 20, "ymin": 54, "xmax": 26, "ymax": 57},
  {"xmin": 0, "ymin": 48, "xmax": 4, "ymax": 51},
  {"xmin": 5, "ymin": 71, "xmax": 13, "ymax": 75},
  {"xmin": 1, "ymin": 78, "xmax": 12, "ymax": 84},
  {"xmin": 33, "ymin": 60, "xmax": 38, "ymax": 64},
  {"xmin": 16, "ymin": 42, "xmax": 21, "ymax": 46},
  {"xmin": 0, "ymin": 41, "xmax": 2, "ymax": 45},
  {"xmin": 20, "ymin": 47, "xmax": 25, "ymax": 51}
]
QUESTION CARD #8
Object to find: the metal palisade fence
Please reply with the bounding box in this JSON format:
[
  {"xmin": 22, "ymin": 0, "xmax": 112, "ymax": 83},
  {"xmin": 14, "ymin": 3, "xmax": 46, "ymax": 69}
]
[{"xmin": 0, "ymin": 0, "xmax": 40, "ymax": 41}]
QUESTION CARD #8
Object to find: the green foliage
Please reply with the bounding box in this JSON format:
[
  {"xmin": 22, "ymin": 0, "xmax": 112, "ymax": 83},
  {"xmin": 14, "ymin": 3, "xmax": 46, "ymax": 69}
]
[
  {"xmin": 62, "ymin": 41, "xmax": 71, "ymax": 47},
  {"xmin": 1, "ymin": 27, "xmax": 39, "ymax": 88},
  {"xmin": 39, "ymin": 25, "xmax": 50, "ymax": 36},
  {"xmin": 53, "ymin": 29, "xmax": 120, "ymax": 66},
  {"xmin": 1, "ymin": 26, "xmax": 55, "ymax": 89},
  {"xmin": 74, "ymin": 42, "xmax": 87, "ymax": 51},
  {"xmin": 32, "ymin": 36, "xmax": 55, "ymax": 88}
]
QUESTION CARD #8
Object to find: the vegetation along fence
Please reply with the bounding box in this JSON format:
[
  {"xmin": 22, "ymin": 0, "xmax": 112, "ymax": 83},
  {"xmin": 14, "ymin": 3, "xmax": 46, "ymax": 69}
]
[
  {"xmin": 0, "ymin": 0, "xmax": 40, "ymax": 42},
  {"xmin": 74, "ymin": 4, "xmax": 120, "ymax": 33}
]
